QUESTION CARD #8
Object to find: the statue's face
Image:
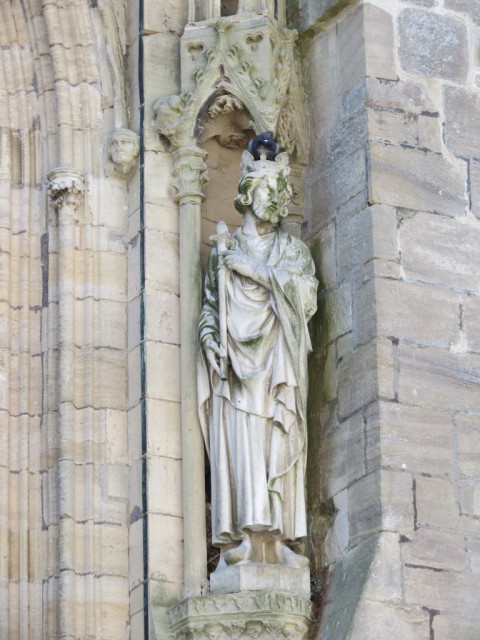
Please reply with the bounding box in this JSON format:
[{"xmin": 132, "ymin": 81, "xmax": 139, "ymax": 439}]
[
  {"xmin": 251, "ymin": 174, "xmax": 279, "ymax": 224},
  {"xmin": 109, "ymin": 134, "xmax": 137, "ymax": 166}
]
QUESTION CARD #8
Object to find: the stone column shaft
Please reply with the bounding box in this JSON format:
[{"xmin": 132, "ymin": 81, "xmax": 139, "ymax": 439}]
[{"xmin": 172, "ymin": 145, "xmax": 208, "ymax": 597}]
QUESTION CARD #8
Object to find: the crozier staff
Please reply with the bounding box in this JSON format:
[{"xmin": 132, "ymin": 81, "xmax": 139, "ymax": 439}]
[{"xmin": 197, "ymin": 135, "xmax": 318, "ymax": 569}]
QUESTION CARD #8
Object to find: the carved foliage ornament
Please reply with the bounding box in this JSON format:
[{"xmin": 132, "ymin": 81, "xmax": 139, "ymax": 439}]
[
  {"xmin": 168, "ymin": 592, "xmax": 311, "ymax": 640},
  {"xmin": 171, "ymin": 144, "xmax": 209, "ymax": 201},
  {"xmin": 153, "ymin": 15, "xmax": 297, "ymax": 150},
  {"xmin": 47, "ymin": 168, "xmax": 85, "ymax": 211}
]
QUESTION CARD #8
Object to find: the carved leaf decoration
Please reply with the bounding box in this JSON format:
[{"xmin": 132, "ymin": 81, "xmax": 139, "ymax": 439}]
[{"xmin": 245, "ymin": 32, "xmax": 263, "ymax": 51}]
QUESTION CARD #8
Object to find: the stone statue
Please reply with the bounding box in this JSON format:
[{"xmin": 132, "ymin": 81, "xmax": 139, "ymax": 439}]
[
  {"xmin": 197, "ymin": 136, "xmax": 318, "ymax": 572},
  {"xmin": 106, "ymin": 128, "xmax": 139, "ymax": 179}
]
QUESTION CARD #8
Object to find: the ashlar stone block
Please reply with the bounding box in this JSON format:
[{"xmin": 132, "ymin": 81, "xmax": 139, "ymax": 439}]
[
  {"xmin": 444, "ymin": 0, "xmax": 480, "ymax": 25},
  {"xmin": 433, "ymin": 615, "xmax": 480, "ymax": 640},
  {"xmin": 366, "ymin": 77, "xmax": 436, "ymax": 115},
  {"xmin": 210, "ymin": 564, "xmax": 310, "ymax": 599},
  {"xmin": 376, "ymin": 402, "xmax": 453, "ymax": 477},
  {"xmin": 350, "ymin": 600, "xmax": 430, "ymax": 640},
  {"xmin": 400, "ymin": 212, "xmax": 480, "ymax": 294},
  {"xmin": 402, "ymin": 528, "xmax": 465, "ymax": 571},
  {"xmin": 398, "ymin": 344, "xmax": 480, "ymax": 412},
  {"xmin": 363, "ymin": 4, "xmax": 397, "ymax": 81},
  {"xmin": 456, "ymin": 414, "xmax": 480, "ymax": 478},
  {"xmin": 369, "ymin": 143, "xmax": 467, "ymax": 217},
  {"xmin": 368, "ymin": 110, "xmax": 417, "ymax": 146},
  {"xmin": 404, "ymin": 565, "xmax": 480, "ymax": 616},
  {"xmin": 338, "ymin": 338, "xmax": 395, "ymax": 419},
  {"xmin": 416, "ymin": 476, "xmax": 460, "ymax": 530},
  {"xmin": 358, "ymin": 278, "xmax": 461, "ymax": 347},
  {"xmin": 471, "ymin": 160, "xmax": 480, "ymax": 219},
  {"xmin": 444, "ymin": 86, "xmax": 480, "ymax": 159},
  {"xmin": 320, "ymin": 410, "xmax": 366, "ymax": 497},
  {"xmin": 398, "ymin": 9, "xmax": 468, "ymax": 81}
]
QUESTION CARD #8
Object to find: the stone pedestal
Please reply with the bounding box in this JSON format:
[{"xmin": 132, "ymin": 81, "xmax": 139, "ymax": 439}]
[
  {"xmin": 210, "ymin": 564, "xmax": 311, "ymax": 599},
  {"xmin": 168, "ymin": 591, "xmax": 312, "ymax": 640}
]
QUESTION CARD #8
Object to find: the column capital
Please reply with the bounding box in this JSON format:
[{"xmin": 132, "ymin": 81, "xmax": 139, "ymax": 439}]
[
  {"xmin": 171, "ymin": 144, "xmax": 208, "ymax": 202},
  {"xmin": 47, "ymin": 167, "xmax": 85, "ymax": 210}
]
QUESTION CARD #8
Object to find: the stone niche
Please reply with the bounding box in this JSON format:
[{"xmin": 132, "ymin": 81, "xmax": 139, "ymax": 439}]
[{"xmin": 199, "ymin": 97, "xmax": 254, "ymax": 269}]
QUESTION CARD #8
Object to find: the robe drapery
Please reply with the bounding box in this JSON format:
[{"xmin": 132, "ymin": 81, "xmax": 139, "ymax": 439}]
[{"xmin": 198, "ymin": 228, "xmax": 318, "ymax": 546}]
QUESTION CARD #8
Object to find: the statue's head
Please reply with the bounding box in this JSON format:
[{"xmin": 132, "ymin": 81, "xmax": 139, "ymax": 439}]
[
  {"xmin": 234, "ymin": 142, "xmax": 292, "ymax": 224},
  {"xmin": 107, "ymin": 128, "xmax": 140, "ymax": 177}
]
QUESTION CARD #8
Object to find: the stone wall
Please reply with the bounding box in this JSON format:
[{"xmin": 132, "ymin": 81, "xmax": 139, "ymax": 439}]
[
  {"xmin": 1, "ymin": 0, "xmax": 480, "ymax": 638},
  {"xmin": 0, "ymin": 0, "xmax": 133, "ymax": 637},
  {"xmin": 303, "ymin": 1, "xmax": 480, "ymax": 638}
]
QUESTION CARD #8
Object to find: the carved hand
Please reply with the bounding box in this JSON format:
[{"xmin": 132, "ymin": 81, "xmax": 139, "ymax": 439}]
[
  {"xmin": 203, "ymin": 337, "xmax": 226, "ymax": 376},
  {"xmin": 223, "ymin": 249, "xmax": 255, "ymax": 278},
  {"xmin": 224, "ymin": 249, "xmax": 271, "ymax": 289}
]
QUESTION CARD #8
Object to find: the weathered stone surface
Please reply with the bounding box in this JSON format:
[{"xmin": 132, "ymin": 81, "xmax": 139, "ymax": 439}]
[
  {"xmin": 148, "ymin": 513, "xmax": 183, "ymax": 587},
  {"xmin": 364, "ymin": 4, "xmax": 397, "ymax": 80},
  {"xmin": 416, "ymin": 476, "xmax": 460, "ymax": 529},
  {"xmin": 368, "ymin": 110, "xmax": 417, "ymax": 145},
  {"xmin": 357, "ymin": 278, "xmax": 461, "ymax": 347},
  {"xmin": 348, "ymin": 472, "xmax": 382, "ymax": 541},
  {"xmin": 348, "ymin": 470, "xmax": 414, "ymax": 541},
  {"xmin": 370, "ymin": 143, "xmax": 467, "ymax": 217},
  {"xmin": 325, "ymin": 281, "xmax": 352, "ymax": 343},
  {"xmin": 459, "ymin": 482, "xmax": 480, "ymax": 517},
  {"xmin": 144, "ymin": 0, "xmax": 187, "ymax": 35},
  {"xmin": 146, "ymin": 342, "xmax": 180, "ymax": 402},
  {"xmin": 148, "ymin": 456, "xmax": 182, "ymax": 517},
  {"xmin": 398, "ymin": 9, "xmax": 468, "ymax": 81},
  {"xmin": 444, "ymin": 86, "xmax": 480, "ymax": 158},
  {"xmin": 210, "ymin": 564, "xmax": 310, "ymax": 598},
  {"xmin": 376, "ymin": 402, "xmax": 453, "ymax": 477},
  {"xmin": 338, "ymin": 204, "xmax": 399, "ymax": 280},
  {"xmin": 366, "ymin": 77, "xmax": 436, "ymax": 115},
  {"xmin": 456, "ymin": 414, "xmax": 480, "ymax": 478},
  {"xmin": 444, "ymin": 0, "xmax": 480, "ymax": 25},
  {"xmin": 403, "ymin": 529, "xmax": 465, "ymax": 571},
  {"xmin": 338, "ymin": 338, "xmax": 395, "ymax": 417},
  {"xmin": 418, "ymin": 114, "xmax": 443, "ymax": 153},
  {"xmin": 145, "ymin": 290, "xmax": 180, "ymax": 345},
  {"xmin": 471, "ymin": 160, "xmax": 480, "ymax": 218},
  {"xmin": 433, "ymin": 615, "xmax": 480, "ymax": 640},
  {"xmin": 145, "ymin": 229, "xmax": 179, "ymax": 294},
  {"xmin": 398, "ymin": 343, "xmax": 480, "ymax": 412},
  {"xmin": 351, "ymin": 601, "xmax": 430, "ymax": 640},
  {"xmin": 320, "ymin": 411, "xmax": 366, "ymax": 497},
  {"xmin": 306, "ymin": 148, "xmax": 368, "ymax": 230},
  {"xmin": 310, "ymin": 222, "xmax": 336, "ymax": 289},
  {"xmin": 400, "ymin": 212, "xmax": 480, "ymax": 293},
  {"xmin": 318, "ymin": 535, "xmax": 380, "ymax": 640},
  {"xmin": 468, "ymin": 539, "xmax": 480, "ymax": 573},
  {"xmin": 147, "ymin": 399, "xmax": 181, "ymax": 460},
  {"xmin": 337, "ymin": 5, "xmax": 364, "ymax": 96},
  {"xmin": 404, "ymin": 565, "xmax": 480, "ymax": 615},
  {"xmin": 401, "ymin": 0, "xmax": 435, "ymax": 4}
]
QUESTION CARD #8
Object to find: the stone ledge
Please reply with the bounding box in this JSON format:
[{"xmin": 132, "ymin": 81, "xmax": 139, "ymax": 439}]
[{"xmin": 168, "ymin": 591, "xmax": 312, "ymax": 639}]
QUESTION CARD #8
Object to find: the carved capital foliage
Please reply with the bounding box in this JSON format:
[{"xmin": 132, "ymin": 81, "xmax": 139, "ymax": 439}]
[
  {"xmin": 153, "ymin": 14, "xmax": 302, "ymax": 154},
  {"xmin": 47, "ymin": 168, "xmax": 85, "ymax": 211},
  {"xmin": 168, "ymin": 591, "xmax": 311, "ymax": 640},
  {"xmin": 171, "ymin": 145, "xmax": 208, "ymax": 201}
]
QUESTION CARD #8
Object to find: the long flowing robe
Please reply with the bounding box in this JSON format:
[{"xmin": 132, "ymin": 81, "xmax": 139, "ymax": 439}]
[{"xmin": 197, "ymin": 227, "xmax": 318, "ymax": 545}]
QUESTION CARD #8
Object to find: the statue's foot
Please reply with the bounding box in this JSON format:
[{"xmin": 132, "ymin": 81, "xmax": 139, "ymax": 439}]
[
  {"xmin": 223, "ymin": 536, "xmax": 252, "ymax": 565},
  {"xmin": 274, "ymin": 541, "xmax": 309, "ymax": 568}
]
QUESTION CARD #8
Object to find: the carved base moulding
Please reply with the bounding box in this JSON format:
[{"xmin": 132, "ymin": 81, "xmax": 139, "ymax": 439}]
[{"xmin": 168, "ymin": 591, "xmax": 312, "ymax": 640}]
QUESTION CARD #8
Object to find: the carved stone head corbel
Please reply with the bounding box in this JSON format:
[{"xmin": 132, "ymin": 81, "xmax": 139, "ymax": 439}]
[{"xmin": 106, "ymin": 128, "xmax": 140, "ymax": 180}]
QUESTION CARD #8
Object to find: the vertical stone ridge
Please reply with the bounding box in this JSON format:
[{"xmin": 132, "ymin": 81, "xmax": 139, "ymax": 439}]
[{"xmin": 0, "ymin": 2, "xmax": 46, "ymax": 637}]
